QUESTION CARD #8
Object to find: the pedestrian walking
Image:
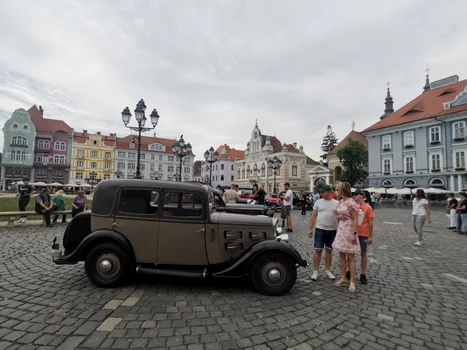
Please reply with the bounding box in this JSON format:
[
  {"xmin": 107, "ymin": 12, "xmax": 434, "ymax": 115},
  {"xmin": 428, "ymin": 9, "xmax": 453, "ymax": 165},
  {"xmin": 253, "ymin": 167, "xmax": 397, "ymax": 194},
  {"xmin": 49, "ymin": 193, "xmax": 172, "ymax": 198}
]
[
  {"xmin": 224, "ymin": 184, "xmax": 240, "ymax": 204},
  {"xmin": 35, "ymin": 188, "xmax": 54, "ymax": 227},
  {"xmin": 72, "ymin": 190, "xmax": 88, "ymax": 217},
  {"xmin": 447, "ymin": 193, "xmax": 458, "ymax": 230},
  {"xmin": 370, "ymin": 193, "xmax": 376, "ymax": 211},
  {"xmin": 332, "ymin": 182, "xmax": 360, "ymax": 293},
  {"xmin": 280, "ymin": 183, "xmax": 294, "ymax": 233},
  {"xmin": 16, "ymin": 178, "xmax": 34, "ymax": 224},
  {"xmin": 412, "ymin": 189, "xmax": 431, "ymax": 246},
  {"xmin": 52, "ymin": 190, "xmax": 68, "ymax": 224},
  {"xmin": 255, "ymin": 185, "xmax": 266, "ymax": 205},
  {"xmin": 345, "ymin": 189, "xmax": 374, "ymax": 285},
  {"xmin": 307, "ymin": 185, "xmax": 338, "ymax": 281},
  {"xmin": 456, "ymin": 192, "xmax": 467, "ymax": 234},
  {"xmin": 300, "ymin": 191, "xmax": 307, "ymax": 215}
]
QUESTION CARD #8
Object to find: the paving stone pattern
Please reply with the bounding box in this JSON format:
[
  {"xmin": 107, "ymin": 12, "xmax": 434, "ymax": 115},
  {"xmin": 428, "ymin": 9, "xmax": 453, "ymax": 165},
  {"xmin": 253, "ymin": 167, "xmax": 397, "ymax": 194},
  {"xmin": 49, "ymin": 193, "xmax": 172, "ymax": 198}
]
[{"xmin": 0, "ymin": 208, "xmax": 466, "ymax": 349}]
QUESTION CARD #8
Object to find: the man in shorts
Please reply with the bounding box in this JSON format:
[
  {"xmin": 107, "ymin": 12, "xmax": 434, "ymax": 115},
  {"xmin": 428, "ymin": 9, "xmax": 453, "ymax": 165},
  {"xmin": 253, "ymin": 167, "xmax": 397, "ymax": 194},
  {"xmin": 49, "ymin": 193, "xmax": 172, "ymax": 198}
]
[
  {"xmin": 308, "ymin": 185, "xmax": 339, "ymax": 281},
  {"xmin": 280, "ymin": 183, "xmax": 294, "ymax": 232}
]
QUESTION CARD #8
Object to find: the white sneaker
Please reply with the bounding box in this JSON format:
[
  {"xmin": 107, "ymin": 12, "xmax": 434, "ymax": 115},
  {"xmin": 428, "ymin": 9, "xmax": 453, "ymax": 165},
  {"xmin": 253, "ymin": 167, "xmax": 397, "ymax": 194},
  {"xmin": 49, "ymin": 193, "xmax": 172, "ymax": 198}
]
[
  {"xmin": 15, "ymin": 218, "xmax": 25, "ymax": 224},
  {"xmin": 325, "ymin": 270, "xmax": 336, "ymax": 280},
  {"xmin": 22, "ymin": 218, "xmax": 27, "ymax": 223},
  {"xmin": 311, "ymin": 271, "xmax": 318, "ymax": 281},
  {"xmin": 414, "ymin": 241, "xmax": 421, "ymax": 246}
]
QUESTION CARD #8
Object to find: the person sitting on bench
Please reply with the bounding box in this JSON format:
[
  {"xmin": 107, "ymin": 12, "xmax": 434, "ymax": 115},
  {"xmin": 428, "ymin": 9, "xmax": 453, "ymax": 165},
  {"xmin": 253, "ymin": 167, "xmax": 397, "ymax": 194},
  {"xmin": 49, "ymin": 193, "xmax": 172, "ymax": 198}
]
[{"xmin": 35, "ymin": 188, "xmax": 54, "ymax": 227}]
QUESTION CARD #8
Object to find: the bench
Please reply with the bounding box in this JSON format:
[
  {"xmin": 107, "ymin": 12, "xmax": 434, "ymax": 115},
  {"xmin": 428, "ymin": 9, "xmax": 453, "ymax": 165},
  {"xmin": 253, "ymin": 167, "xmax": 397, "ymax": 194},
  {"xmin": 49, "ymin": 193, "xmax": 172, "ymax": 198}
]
[{"xmin": 0, "ymin": 210, "xmax": 73, "ymax": 226}]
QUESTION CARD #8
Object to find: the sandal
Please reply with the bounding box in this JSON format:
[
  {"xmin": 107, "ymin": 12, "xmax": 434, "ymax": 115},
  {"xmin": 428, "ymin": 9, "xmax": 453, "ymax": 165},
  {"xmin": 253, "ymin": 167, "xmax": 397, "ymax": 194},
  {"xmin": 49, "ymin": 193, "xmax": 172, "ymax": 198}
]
[
  {"xmin": 333, "ymin": 278, "xmax": 348, "ymax": 287},
  {"xmin": 349, "ymin": 282, "xmax": 356, "ymax": 293}
]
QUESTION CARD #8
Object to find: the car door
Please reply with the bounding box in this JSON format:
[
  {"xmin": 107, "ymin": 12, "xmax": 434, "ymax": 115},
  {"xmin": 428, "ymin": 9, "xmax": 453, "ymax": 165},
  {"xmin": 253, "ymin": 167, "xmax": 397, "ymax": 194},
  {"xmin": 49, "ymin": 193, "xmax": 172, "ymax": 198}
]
[
  {"xmin": 157, "ymin": 190, "xmax": 208, "ymax": 266},
  {"xmin": 113, "ymin": 188, "xmax": 160, "ymax": 263}
]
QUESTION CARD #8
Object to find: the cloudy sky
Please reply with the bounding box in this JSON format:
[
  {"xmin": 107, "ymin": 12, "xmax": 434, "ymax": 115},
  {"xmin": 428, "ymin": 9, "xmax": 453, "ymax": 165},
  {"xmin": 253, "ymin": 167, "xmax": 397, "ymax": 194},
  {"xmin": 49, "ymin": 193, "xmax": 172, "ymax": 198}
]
[{"xmin": 1, "ymin": 0, "xmax": 467, "ymax": 160}]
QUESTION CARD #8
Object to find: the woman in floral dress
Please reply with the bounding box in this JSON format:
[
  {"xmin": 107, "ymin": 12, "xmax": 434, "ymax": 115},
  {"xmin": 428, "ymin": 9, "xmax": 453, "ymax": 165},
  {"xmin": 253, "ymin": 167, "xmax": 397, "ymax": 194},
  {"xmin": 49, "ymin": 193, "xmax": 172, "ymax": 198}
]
[{"xmin": 332, "ymin": 182, "xmax": 360, "ymax": 293}]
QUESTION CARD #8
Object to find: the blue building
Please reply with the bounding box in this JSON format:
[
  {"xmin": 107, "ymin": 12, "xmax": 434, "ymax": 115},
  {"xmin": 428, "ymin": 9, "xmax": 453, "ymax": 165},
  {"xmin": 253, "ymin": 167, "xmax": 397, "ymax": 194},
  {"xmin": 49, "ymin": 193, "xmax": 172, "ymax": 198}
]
[{"xmin": 363, "ymin": 75, "xmax": 467, "ymax": 192}]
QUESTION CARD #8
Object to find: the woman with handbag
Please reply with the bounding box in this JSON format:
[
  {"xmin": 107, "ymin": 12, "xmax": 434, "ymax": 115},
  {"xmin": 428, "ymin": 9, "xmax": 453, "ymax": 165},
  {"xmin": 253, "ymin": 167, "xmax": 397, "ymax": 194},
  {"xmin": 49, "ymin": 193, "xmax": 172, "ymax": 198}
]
[{"xmin": 332, "ymin": 182, "xmax": 360, "ymax": 293}]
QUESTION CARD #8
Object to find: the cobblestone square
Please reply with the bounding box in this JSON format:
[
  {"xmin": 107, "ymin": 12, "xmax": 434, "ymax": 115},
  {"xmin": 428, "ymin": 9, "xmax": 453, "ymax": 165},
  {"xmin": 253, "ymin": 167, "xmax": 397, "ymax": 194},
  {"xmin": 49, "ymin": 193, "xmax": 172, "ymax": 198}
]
[{"xmin": 0, "ymin": 207, "xmax": 466, "ymax": 349}]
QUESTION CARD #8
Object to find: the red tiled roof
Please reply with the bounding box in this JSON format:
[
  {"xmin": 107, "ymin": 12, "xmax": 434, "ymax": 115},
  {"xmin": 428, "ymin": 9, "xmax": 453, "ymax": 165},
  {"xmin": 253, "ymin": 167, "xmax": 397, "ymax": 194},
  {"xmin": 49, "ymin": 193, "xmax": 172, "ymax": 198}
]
[
  {"xmin": 260, "ymin": 135, "xmax": 282, "ymax": 153},
  {"xmin": 329, "ymin": 130, "xmax": 368, "ymax": 155},
  {"xmin": 28, "ymin": 105, "xmax": 72, "ymax": 135},
  {"xmin": 116, "ymin": 135, "xmax": 195, "ymax": 155},
  {"xmin": 363, "ymin": 79, "xmax": 467, "ymax": 133},
  {"xmin": 73, "ymin": 130, "xmax": 117, "ymax": 147},
  {"xmin": 216, "ymin": 144, "xmax": 245, "ymax": 160}
]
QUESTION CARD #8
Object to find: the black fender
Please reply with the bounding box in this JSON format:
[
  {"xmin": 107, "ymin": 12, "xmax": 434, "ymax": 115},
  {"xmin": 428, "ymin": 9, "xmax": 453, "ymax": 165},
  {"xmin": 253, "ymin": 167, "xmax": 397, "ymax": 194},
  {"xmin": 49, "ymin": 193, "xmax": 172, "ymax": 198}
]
[
  {"xmin": 212, "ymin": 240, "xmax": 307, "ymax": 278},
  {"xmin": 53, "ymin": 229, "xmax": 135, "ymax": 265}
]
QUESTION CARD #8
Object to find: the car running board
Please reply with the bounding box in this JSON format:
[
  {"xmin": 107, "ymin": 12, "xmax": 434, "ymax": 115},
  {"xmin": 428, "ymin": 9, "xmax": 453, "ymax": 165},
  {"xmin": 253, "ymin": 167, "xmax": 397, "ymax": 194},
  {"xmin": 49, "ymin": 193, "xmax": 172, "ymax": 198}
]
[{"xmin": 136, "ymin": 264, "xmax": 209, "ymax": 278}]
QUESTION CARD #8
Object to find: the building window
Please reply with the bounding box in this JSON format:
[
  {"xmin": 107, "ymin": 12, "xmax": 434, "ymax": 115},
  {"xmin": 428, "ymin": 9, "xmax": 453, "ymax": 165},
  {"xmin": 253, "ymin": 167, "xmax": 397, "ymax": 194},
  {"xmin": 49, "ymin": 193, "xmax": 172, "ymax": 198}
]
[
  {"xmin": 430, "ymin": 153, "xmax": 442, "ymax": 172},
  {"xmin": 76, "ymin": 172, "xmax": 83, "ymax": 179},
  {"xmin": 404, "ymin": 156, "xmax": 415, "ymax": 173},
  {"xmin": 128, "ymin": 163, "xmax": 136, "ymax": 170},
  {"xmin": 141, "ymin": 154, "xmax": 145, "ymax": 160},
  {"xmin": 261, "ymin": 164, "xmax": 266, "ymax": 177},
  {"xmin": 184, "ymin": 167, "xmax": 190, "ymax": 173},
  {"xmin": 221, "ymin": 175, "xmax": 224, "ymax": 181},
  {"xmin": 403, "ymin": 178, "xmax": 417, "ymax": 188},
  {"xmin": 221, "ymin": 164, "xmax": 224, "ymax": 170},
  {"xmin": 292, "ymin": 165, "xmax": 297, "ymax": 176},
  {"xmin": 118, "ymin": 151, "xmax": 126, "ymax": 158},
  {"xmin": 231, "ymin": 175, "xmax": 234, "ymax": 181},
  {"xmin": 141, "ymin": 164, "xmax": 145, "ymax": 171},
  {"xmin": 104, "ymin": 174, "xmax": 110, "ymax": 180},
  {"xmin": 78, "ymin": 150, "xmax": 85, "ymax": 157},
  {"xmin": 92, "ymin": 150, "xmax": 98, "ymax": 157},
  {"xmin": 12, "ymin": 136, "xmax": 27, "ymax": 146},
  {"xmin": 453, "ymin": 122, "xmax": 466, "ymax": 140},
  {"xmin": 117, "ymin": 162, "xmax": 125, "ymax": 169},
  {"xmin": 151, "ymin": 154, "xmax": 155, "ymax": 160},
  {"xmin": 231, "ymin": 164, "xmax": 234, "ymax": 170},
  {"xmin": 150, "ymin": 164, "xmax": 155, "ymax": 171},
  {"xmin": 159, "ymin": 164, "xmax": 163, "ymax": 171},
  {"xmin": 382, "ymin": 158, "xmax": 392, "ymax": 175},
  {"xmin": 105, "ymin": 152, "xmax": 111, "ymax": 159},
  {"xmin": 54, "ymin": 141, "xmax": 66, "ymax": 150},
  {"xmin": 382, "ymin": 135, "xmax": 391, "ymax": 150},
  {"xmin": 168, "ymin": 166, "xmax": 174, "ymax": 172},
  {"xmin": 38, "ymin": 140, "xmax": 50, "ymax": 149},
  {"xmin": 128, "ymin": 153, "xmax": 136, "ymax": 159},
  {"xmin": 381, "ymin": 179, "xmax": 393, "ymax": 188},
  {"xmin": 23, "ymin": 125, "xmax": 28, "ymax": 130},
  {"xmin": 430, "ymin": 126, "xmax": 441, "ymax": 144},
  {"xmin": 105, "ymin": 163, "xmax": 111, "ymax": 170},
  {"xmin": 159, "ymin": 155, "xmax": 163, "ymax": 161},
  {"xmin": 54, "ymin": 155, "xmax": 66, "ymax": 164},
  {"xmin": 168, "ymin": 156, "xmax": 175, "ymax": 162},
  {"xmin": 91, "ymin": 162, "xmax": 97, "ymax": 168},
  {"xmin": 404, "ymin": 131, "xmax": 414, "ymax": 147},
  {"xmin": 36, "ymin": 154, "xmax": 49, "ymax": 163},
  {"xmin": 455, "ymin": 151, "xmax": 466, "ymax": 169},
  {"xmin": 77, "ymin": 161, "xmax": 84, "ymax": 168},
  {"xmin": 242, "ymin": 168, "xmax": 245, "ymax": 178},
  {"xmin": 13, "ymin": 124, "xmax": 17, "ymax": 129}
]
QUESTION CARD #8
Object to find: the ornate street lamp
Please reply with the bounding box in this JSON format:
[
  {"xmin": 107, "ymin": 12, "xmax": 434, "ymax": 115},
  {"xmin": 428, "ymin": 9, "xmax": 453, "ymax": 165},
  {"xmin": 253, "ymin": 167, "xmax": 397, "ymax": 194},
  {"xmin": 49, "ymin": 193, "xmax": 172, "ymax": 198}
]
[
  {"xmin": 86, "ymin": 171, "xmax": 98, "ymax": 191},
  {"xmin": 204, "ymin": 147, "xmax": 219, "ymax": 187},
  {"xmin": 121, "ymin": 99, "xmax": 160, "ymax": 179},
  {"xmin": 267, "ymin": 156, "xmax": 282, "ymax": 195},
  {"xmin": 172, "ymin": 135, "xmax": 192, "ymax": 182}
]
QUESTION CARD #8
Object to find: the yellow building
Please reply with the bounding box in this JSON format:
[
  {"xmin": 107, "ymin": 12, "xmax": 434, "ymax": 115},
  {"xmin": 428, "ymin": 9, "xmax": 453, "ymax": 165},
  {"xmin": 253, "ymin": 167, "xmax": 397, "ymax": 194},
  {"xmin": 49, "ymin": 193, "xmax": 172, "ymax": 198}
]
[{"xmin": 70, "ymin": 130, "xmax": 117, "ymax": 183}]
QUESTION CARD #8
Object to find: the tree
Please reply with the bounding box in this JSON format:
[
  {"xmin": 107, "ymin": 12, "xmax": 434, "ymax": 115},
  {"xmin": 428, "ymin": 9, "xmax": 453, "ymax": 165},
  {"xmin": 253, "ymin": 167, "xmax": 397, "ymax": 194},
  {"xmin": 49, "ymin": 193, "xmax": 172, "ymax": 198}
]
[
  {"xmin": 336, "ymin": 139, "xmax": 368, "ymax": 186},
  {"xmin": 321, "ymin": 125, "xmax": 338, "ymax": 161}
]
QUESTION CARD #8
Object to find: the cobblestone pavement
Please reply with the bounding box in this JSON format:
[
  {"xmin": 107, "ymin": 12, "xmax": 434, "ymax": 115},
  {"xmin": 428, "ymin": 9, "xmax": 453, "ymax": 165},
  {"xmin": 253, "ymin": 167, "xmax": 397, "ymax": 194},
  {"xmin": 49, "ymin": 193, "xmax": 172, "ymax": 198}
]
[{"xmin": 0, "ymin": 208, "xmax": 466, "ymax": 350}]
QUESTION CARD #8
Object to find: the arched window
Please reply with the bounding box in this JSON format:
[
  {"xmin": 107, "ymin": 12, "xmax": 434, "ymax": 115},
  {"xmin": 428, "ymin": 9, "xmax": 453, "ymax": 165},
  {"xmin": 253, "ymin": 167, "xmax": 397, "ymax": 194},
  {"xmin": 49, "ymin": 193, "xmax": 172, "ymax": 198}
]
[
  {"xmin": 13, "ymin": 124, "xmax": 18, "ymax": 129},
  {"xmin": 241, "ymin": 168, "xmax": 245, "ymax": 179},
  {"xmin": 221, "ymin": 164, "xmax": 224, "ymax": 170},
  {"xmin": 261, "ymin": 163, "xmax": 265, "ymax": 177},
  {"xmin": 403, "ymin": 178, "xmax": 417, "ymax": 188},
  {"xmin": 21, "ymin": 151, "xmax": 26, "ymax": 161},
  {"xmin": 253, "ymin": 164, "xmax": 258, "ymax": 176},
  {"xmin": 247, "ymin": 166, "xmax": 250, "ymax": 178},
  {"xmin": 381, "ymin": 179, "xmax": 394, "ymax": 188},
  {"xmin": 429, "ymin": 177, "xmax": 445, "ymax": 188},
  {"xmin": 335, "ymin": 166, "xmax": 342, "ymax": 181}
]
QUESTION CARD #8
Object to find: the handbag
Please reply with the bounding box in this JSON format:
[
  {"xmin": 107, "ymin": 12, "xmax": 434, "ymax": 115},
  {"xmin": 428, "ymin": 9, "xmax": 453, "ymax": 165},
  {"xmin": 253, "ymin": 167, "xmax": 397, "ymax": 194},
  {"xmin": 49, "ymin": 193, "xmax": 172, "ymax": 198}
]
[{"xmin": 358, "ymin": 209, "xmax": 365, "ymax": 226}]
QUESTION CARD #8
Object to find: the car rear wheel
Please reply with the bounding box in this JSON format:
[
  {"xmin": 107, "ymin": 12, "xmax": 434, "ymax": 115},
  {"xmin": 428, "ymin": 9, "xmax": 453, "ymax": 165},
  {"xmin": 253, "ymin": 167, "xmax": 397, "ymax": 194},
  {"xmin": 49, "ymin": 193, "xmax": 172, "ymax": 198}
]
[
  {"xmin": 85, "ymin": 242, "xmax": 131, "ymax": 288},
  {"xmin": 250, "ymin": 252, "xmax": 297, "ymax": 296}
]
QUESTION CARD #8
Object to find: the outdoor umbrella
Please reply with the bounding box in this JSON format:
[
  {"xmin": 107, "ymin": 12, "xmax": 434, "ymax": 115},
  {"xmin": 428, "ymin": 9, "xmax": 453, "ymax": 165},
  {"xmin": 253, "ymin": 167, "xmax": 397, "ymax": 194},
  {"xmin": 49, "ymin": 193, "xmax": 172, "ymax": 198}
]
[
  {"xmin": 47, "ymin": 182, "xmax": 63, "ymax": 187},
  {"xmin": 32, "ymin": 181, "xmax": 47, "ymax": 187}
]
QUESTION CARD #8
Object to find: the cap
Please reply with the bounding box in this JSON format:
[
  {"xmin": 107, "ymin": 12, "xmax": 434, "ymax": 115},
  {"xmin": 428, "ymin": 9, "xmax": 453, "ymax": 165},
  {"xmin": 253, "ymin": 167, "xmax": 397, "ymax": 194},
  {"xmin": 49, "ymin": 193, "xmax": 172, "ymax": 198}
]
[
  {"xmin": 318, "ymin": 185, "xmax": 332, "ymax": 193},
  {"xmin": 353, "ymin": 189, "xmax": 364, "ymax": 196}
]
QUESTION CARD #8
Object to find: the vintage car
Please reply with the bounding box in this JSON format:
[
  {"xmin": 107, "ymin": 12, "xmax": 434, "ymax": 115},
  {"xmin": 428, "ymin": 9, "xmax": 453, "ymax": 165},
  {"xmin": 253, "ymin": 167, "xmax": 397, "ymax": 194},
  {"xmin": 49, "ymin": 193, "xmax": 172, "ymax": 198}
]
[{"xmin": 52, "ymin": 180, "xmax": 307, "ymax": 295}]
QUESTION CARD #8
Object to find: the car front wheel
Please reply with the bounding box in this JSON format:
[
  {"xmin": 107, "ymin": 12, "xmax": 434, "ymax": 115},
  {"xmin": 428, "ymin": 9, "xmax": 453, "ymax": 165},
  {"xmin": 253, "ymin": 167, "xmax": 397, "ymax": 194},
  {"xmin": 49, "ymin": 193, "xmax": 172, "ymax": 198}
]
[
  {"xmin": 250, "ymin": 252, "xmax": 297, "ymax": 296},
  {"xmin": 85, "ymin": 242, "xmax": 131, "ymax": 288}
]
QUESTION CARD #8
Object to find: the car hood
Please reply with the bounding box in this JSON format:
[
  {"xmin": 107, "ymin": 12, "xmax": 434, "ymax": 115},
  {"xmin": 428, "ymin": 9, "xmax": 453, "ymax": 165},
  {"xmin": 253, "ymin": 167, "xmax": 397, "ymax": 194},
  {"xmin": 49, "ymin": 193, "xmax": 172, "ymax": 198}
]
[{"xmin": 210, "ymin": 211, "xmax": 275, "ymax": 227}]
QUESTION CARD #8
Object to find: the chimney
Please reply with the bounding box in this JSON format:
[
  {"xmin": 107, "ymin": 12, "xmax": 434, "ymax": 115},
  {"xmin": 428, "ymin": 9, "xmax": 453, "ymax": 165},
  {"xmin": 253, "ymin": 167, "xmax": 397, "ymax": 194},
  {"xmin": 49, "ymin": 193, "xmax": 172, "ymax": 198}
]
[
  {"xmin": 293, "ymin": 142, "xmax": 297, "ymax": 149},
  {"xmin": 97, "ymin": 131, "xmax": 101, "ymax": 135},
  {"xmin": 83, "ymin": 130, "xmax": 88, "ymax": 134},
  {"xmin": 39, "ymin": 106, "xmax": 44, "ymax": 116}
]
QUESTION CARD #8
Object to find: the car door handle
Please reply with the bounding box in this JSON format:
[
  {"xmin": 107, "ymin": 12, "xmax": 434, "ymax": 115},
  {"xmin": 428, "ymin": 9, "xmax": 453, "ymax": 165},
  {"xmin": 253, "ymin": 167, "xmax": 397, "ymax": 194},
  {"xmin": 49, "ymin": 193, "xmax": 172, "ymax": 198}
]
[
  {"xmin": 196, "ymin": 228, "xmax": 205, "ymax": 232},
  {"xmin": 113, "ymin": 222, "xmax": 121, "ymax": 227}
]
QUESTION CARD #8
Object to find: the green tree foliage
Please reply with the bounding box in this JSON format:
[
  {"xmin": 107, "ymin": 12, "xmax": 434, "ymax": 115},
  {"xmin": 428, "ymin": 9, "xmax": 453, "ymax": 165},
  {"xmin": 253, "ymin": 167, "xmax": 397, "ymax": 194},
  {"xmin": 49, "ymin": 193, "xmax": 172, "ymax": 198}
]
[
  {"xmin": 321, "ymin": 125, "xmax": 338, "ymax": 161},
  {"xmin": 336, "ymin": 139, "xmax": 368, "ymax": 186}
]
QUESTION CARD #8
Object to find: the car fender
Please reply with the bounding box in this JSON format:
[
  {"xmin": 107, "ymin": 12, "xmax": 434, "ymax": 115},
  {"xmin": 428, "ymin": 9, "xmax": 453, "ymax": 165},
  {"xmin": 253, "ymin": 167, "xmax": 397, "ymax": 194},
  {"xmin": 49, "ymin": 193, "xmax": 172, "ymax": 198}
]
[
  {"xmin": 53, "ymin": 229, "xmax": 134, "ymax": 265},
  {"xmin": 212, "ymin": 240, "xmax": 307, "ymax": 278}
]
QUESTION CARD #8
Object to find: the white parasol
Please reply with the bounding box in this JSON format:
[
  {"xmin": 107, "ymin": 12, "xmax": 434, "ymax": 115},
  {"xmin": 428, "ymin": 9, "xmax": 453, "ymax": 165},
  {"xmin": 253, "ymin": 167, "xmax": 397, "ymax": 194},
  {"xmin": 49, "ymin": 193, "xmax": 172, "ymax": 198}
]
[
  {"xmin": 47, "ymin": 182, "xmax": 63, "ymax": 187},
  {"xmin": 32, "ymin": 181, "xmax": 48, "ymax": 186}
]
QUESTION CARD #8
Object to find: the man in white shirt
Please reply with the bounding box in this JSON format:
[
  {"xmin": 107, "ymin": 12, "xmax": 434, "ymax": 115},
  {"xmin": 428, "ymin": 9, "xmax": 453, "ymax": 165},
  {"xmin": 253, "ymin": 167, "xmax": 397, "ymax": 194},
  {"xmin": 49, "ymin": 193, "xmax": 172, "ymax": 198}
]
[
  {"xmin": 280, "ymin": 183, "xmax": 294, "ymax": 232},
  {"xmin": 307, "ymin": 185, "xmax": 339, "ymax": 281}
]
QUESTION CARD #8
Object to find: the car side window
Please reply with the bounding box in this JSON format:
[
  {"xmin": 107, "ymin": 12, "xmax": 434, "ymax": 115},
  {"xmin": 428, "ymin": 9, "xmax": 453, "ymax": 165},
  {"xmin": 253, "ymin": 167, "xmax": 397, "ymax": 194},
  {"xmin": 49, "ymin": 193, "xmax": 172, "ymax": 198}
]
[
  {"xmin": 163, "ymin": 192, "xmax": 203, "ymax": 218},
  {"xmin": 119, "ymin": 189, "xmax": 159, "ymax": 215}
]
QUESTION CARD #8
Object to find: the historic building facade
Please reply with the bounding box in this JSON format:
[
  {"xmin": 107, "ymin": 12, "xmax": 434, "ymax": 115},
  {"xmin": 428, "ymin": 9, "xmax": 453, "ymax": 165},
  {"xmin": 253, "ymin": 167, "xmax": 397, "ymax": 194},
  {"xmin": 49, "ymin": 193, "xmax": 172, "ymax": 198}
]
[
  {"xmin": 1, "ymin": 108, "xmax": 36, "ymax": 190},
  {"xmin": 29, "ymin": 105, "xmax": 73, "ymax": 184},
  {"xmin": 201, "ymin": 144, "xmax": 244, "ymax": 187},
  {"xmin": 234, "ymin": 122, "xmax": 318, "ymax": 192},
  {"xmin": 363, "ymin": 74, "xmax": 467, "ymax": 191},
  {"xmin": 70, "ymin": 130, "xmax": 116, "ymax": 184},
  {"xmin": 192, "ymin": 160, "xmax": 203, "ymax": 183},
  {"xmin": 115, "ymin": 135, "xmax": 195, "ymax": 181}
]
